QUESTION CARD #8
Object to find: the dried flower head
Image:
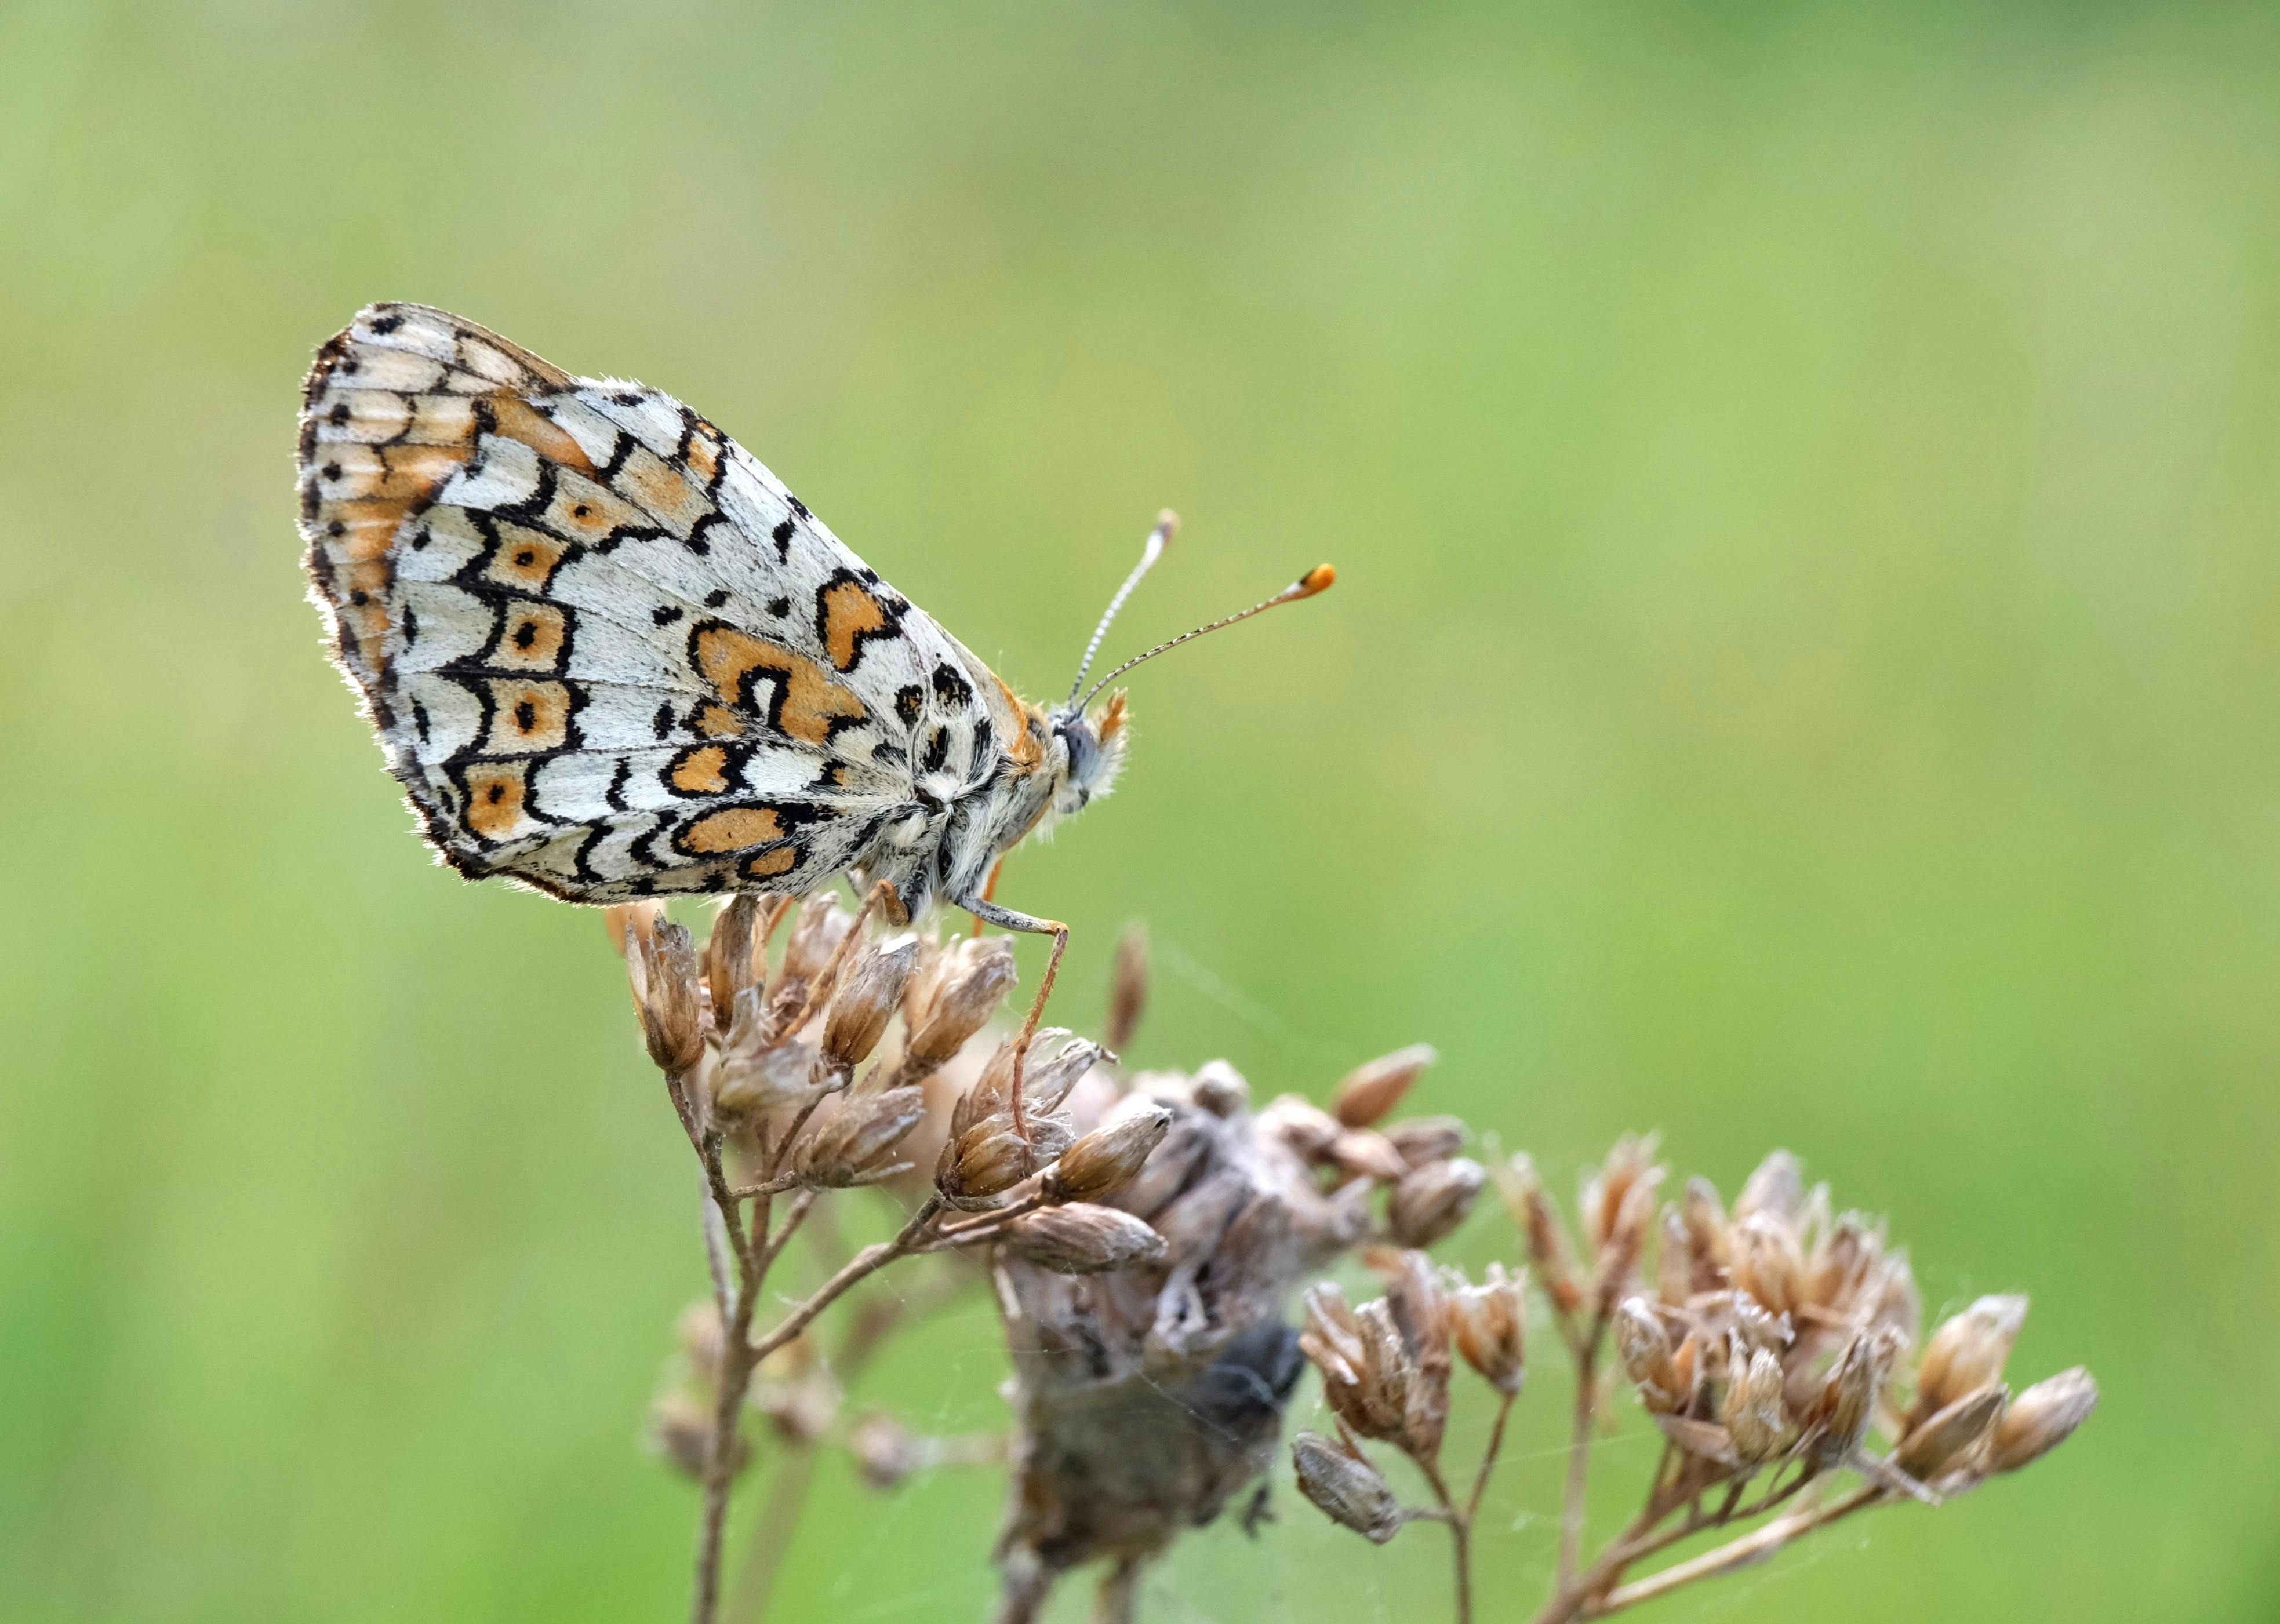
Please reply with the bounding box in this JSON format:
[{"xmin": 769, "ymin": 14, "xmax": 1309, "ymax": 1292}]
[
  {"xmin": 1291, "ymin": 1431, "xmax": 1402, "ymax": 1543},
  {"xmin": 1986, "ymin": 1367, "xmax": 2099, "ymax": 1473},
  {"xmin": 820, "ymin": 934, "xmax": 919, "ymax": 1070},
  {"xmin": 1387, "ymin": 1156, "xmax": 1485, "ymax": 1249},
  {"xmin": 1445, "ymin": 1261, "xmax": 1526, "ymax": 1394},
  {"xmin": 1043, "ymin": 1102, "xmax": 1175, "ymax": 1204},
  {"xmin": 1332, "ymin": 1043, "xmax": 1438, "ymax": 1128}
]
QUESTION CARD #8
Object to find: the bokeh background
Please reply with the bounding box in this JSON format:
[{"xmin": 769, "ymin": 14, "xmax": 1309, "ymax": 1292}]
[{"xmin": 4, "ymin": 2, "xmax": 2277, "ymax": 1619}]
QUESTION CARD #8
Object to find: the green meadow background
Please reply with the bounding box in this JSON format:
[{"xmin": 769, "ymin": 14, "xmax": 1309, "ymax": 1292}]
[{"xmin": 3, "ymin": 2, "xmax": 2276, "ymax": 1619}]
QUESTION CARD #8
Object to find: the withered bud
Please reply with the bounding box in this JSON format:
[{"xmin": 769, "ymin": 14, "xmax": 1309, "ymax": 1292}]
[
  {"xmin": 1043, "ymin": 1104, "xmax": 1173, "ymax": 1203},
  {"xmin": 1914, "ymin": 1295, "xmax": 2028, "ymax": 1421},
  {"xmin": 755, "ymin": 1371, "xmax": 839, "ymax": 1445},
  {"xmin": 1259, "ymin": 1095, "xmax": 1345, "ymax": 1161},
  {"xmin": 1332, "ymin": 1043, "xmax": 1438, "ymax": 1128},
  {"xmin": 1658, "ymin": 1208, "xmax": 1694, "ymax": 1306},
  {"xmin": 1300, "ymin": 1288, "xmax": 1409, "ymax": 1445},
  {"xmin": 1679, "ymin": 1176, "xmax": 1732, "ymax": 1277},
  {"xmin": 821, "ymin": 934, "xmax": 919, "ymax": 1069},
  {"xmin": 1986, "ymin": 1367, "xmax": 2097, "ymax": 1473},
  {"xmin": 676, "ymin": 1300, "xmax": 725, "ymax": 1384},
  {"xmin": 781, "ymin": 894, "xmax": 855, "ymax": 987},
  {"xmin": 954, "ymin": 1031, "xmax": 1092, "ymax": 1131},
  {"xmin": 1808, "ymin": 1215, "xmax": 1883, "ymax": 1314},
  {"xmin": 709, "ymin": 1039, "xmax": 824, "ymax": 1121},
  {"xmin": 906, "ymin": 936, "xmax": 1018, "ymax": 1066},
  {"xmin": 1592, "ymin": 1171, "xmax": 1663, "ymax": 1317},
  {"xmin": 648, "ymin": 1391, "xmax": 737, "ymax": 1481},
  {"xmin": 1330, "ymin": 1130, "xmax": 1411, "ymax": 1184},
  {"xmin": 1723, "ymin": 1340, "xmax": 1788, "ymax": 1465},
  {"xmin": 1446, "ymin": 1262, "xmax": 1526, "ymax": 1394},
  {"xmin": 1734, "ymin": 1149, "xmax": 1803, "ymax": 1224},
  {"xmin": 1613, "ymin": 1297, "xmax": 1685, "ymax": 1413},
  {"xmin": 1581, "ymin": 1134, "xmax": 1663, "ymax": 1252},
  {"xmin": 1104, "ymin": 923, "xmax": 1149, "ymax": 1054},
  {"xmin": 605, "ymin": 900, "xmax": 664, "ymax": 957},
  {"xmin": 793, "ymin": 1083, "xmax": 928, "ymax": 1186},
  {"xmin": 627, "ymin": 919, "xmax": 706, "ymax": 1075},
  {"xmin": 1817, "ymin": 1327, "xmax": 1905, "ymax": 1458},
  {"xmin": 1730, "ymin": 1214, "xmax": 1806, "ymax": 1320},
  {"xmin": 1387, "ymin": 1157, "xmax": 1485, "ymax": 1249},
  {"xmin": 704, "ymin": 895, "xmax": 764, "ymax": 1032},
  {"xmin": 1003, "ymin": 1204, "xmax": 1168, "ymax": 1275},
  {"xmin": 1870, "ymin": 1250, "xmax": 1922, "ymax": 1351},
  {"xmin": 1387, "ymin": 1252, "xmax": 1452, "ymax": 1461},
  {"xmin": 850, "ymin": 1411, "xmax": 922, "ymax": 1491},
  {"xmin": 936, "ymin": 1121, "xmax": 1036, "ymax": 1207},
  {"xmin": 1499, "ymin": 1154, "xmax": 1584, "ymax": 1315},
  {"xmin": 1384, "ymin": 1116, "xmax": 1469, "ymax": 1168},
  {"xmin": 1291, "ymin": 1432, "xmax": 1402, "ymax": 1544},
  {"xmin": 1190, "ymin": 1059, "xmax": 1250, "ymax": 1117},
  {"xmin": 1894, "ymin": 1383, "xmax": 2008, "ymax": 1480}
]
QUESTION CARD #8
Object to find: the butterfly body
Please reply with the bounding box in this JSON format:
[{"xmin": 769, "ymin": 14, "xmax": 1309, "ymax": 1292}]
[{"xmin": 299, "ymin": 303, "xmax": 1132, "ymax": 920}]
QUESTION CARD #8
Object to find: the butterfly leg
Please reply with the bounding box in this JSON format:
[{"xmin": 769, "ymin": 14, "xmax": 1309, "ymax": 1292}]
[{"xmin": 958, "ymin": 894, "xmax": 1069, "ymax": 1148}]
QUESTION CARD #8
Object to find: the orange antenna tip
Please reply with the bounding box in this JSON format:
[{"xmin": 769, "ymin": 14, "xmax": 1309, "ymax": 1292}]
[{"xmin": 1296, "ymin": 563, "xmax": 1336, "ymax": 597}]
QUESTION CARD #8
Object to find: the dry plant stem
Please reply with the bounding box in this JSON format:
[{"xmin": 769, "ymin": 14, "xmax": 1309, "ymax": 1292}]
[
  {"xmin": 1417, "ymin": 1457, "xmax": 1475, "ymax": 1624},
  {"xmin": 1560, "ymin": 1320, "xmax": 1606, "ymax": 1586},
  {"xmin": 1590, "ymin": 1486, "xmax": 1882, "ymax": 1616},
  {"xmin": 1467, "ymin": 1390, "xmax": 1518, "ymax": 1525},
  {"xmin": 692, "ymin": 1135, "xmax": 769, "ymax": 1624},
  {"xmin": 723, "ymin": 1445, "xmax": 819, "ymax": 1624},
  {"xmin": 747, "ymin": 1197, "xmax": 943, "ymax": 1364}
]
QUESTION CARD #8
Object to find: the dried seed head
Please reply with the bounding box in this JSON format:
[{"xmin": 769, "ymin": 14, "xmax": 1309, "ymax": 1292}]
[
  {"xmin": 1593, "ymin": 1171, "xmax": 1663, "ymax": 1318},
  {"xmin": 647, "ymin": 1391, "xmax": 736, "ymax": 1481},
  {"xmin": 605, "ymin": 900, "xmax": 665, "ymax": 957},
  {"xmin": 1003, "ymin": 1204, "xmax": 1169, "ymax": 1274},
  {"xmin": 955, "ymin": 1032, "xmax": 1092, "ymax": 1131},
  {"xmin": 1332, "ymin": 1043, "xmax": 1438, "ymax": 1129},
  {"xmin": 781, "ymin": 894, "xmax": 856, "ymax": 987},
  {"xmin": 1045, "ymin": 1104, "xmax": 1174, "ymax": 1203},
  {"xmin": 1384, "ymin": 1116, "xmax": 1468, "ymax": 1168},
  {"xmin": 1301, "ymin": 1287, "xmax": 1410, "ymax": 1445},
  {"xmin": 1677, "ymin": 1176, "xmax": 1732, "ymax": 1289},
  {"xmin": 1730, "ymin": 1214, "xmax": 1806, "ymax": 1320},
  {"xmin": 1258, "ymin": 1095, "xmax": 1344, "ymax": 1162},
  {"xmin": 704, "ymin": 895, "xmax": 764, "ymax": 1033},
  {"xmin": 1581, "ymin": 1134, "xmax": 1663, "ymax": 1254},
  {"xmin": 1190, "ymin": 1059, "xmax": 1250, "ymax": 1117},
  {"xmin": 1893, "ymin": 1382, "xmax": 2008, "ymax": 1480},
  {"xmin": 1104, "ymin": 923, "xmax": 1149, "ymax": 1054},
  {"xmin": 1722, "ymin": 1340, "xmax": 1788, "ymax": 1465},
  {"xmin": 821, "ymin": 934, "xmax": 920, "ymax": 1069},
  {"xmin": 1914, "ymin": 1295, "xmax": 2028, "ymax": 1421},
  {"xmin": 1290, "ymin": 1432, "xmax": 1402, "ymax": 1543},
  {"xmin": 1817, "ymin": 1327, "xmax": 1905, "ymax": 1458},
  {"xmin": 850, "ymin": 1411, "xmax": 923, "ymax": 1491},
  {"xmin": 1387, "ymin": 1157, "xmax": 1485, "ymax": 1249},
  {"xmin": 1986, "ymin": 1367, "xmax": 2097, "ymax": 1473},
  {"xmin": 936, "ymin": 1120, "xmax": 1036, "ymax": 1207},
  {"xmin": 1657, "ymin": 1207, "xmax": 1694, "ymax": 1306},
  {"xmin": 1387, "ymin": 1253, "xmax": 1452, "ymax": 1461},
  {"xmin": 1446, "ymin": 1262, "xmax": 1526, "ymax": 1394},
  {"xmin": 1869, "ymin": 1250, "xmax": 1922, "ymax": 1351},
  {"xmin": 1734, "ymin": 1149, "xmax": 1803, "ymax": 1224},
  {"xmin": 709, "ymin": 1039, "xmax": 824, "ymax": 1122},
  {"xmin": 627, "ymin": 919, "xmax": 706, "ymax": 1075},
  {"xmin": 1329, "ymin": 1130, "xmax": 1411, "ymax": 1184},
  {"xmin": 1498, "ymin": 1153, "xmax": 1584, "ymax": 1315},
  {"xmin": 793, "ymin": 1082, "xmax": 928, "ymax": 1186},
  {"xmin": 1807, "ymin": 1215, "xmax": 1883, "ymax": 1315},
  {"xmin": 1614, "ymin": 1297, "xmax": 1685, "ymax": 1413},
  {"xmin": 907, "ymin": 936, "xmax": 1018, "ymax": 1067}
]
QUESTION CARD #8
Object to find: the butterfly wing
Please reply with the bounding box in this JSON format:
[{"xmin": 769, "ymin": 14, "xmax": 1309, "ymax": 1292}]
[{"xmin": 298, "ymin": 301, "xmax": 995, "ymax": 902}]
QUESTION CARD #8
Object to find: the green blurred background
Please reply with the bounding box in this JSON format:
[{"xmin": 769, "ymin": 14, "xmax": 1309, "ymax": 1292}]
[{"xmin": 3, "ymin": 1, "xmax": 2275, "ymax": 1618}]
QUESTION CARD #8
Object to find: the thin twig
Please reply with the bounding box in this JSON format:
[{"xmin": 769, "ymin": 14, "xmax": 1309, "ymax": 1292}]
[
  {"xmin": 721, "ymin": 1445, "xmax": 820, "ymax": 1624},
  {"xmin": 1416, "ymin": 1456, "xmax": 1473, "ymax": 1624},
  {"xmin": 1559, "ymin": 1326, "xmax": 1603, "ymax": 1586},
  {"xmin": 1466, "ymin": 1390, "xmax": 1518, "ymax": 1525},
  {"xmin": 747, "ymin": 1198, "xmax": 943, "ymax": 1364},
  {"xmin": 1587, "ymin": 1485, "xmax": 1882, "ymax": 1616}
]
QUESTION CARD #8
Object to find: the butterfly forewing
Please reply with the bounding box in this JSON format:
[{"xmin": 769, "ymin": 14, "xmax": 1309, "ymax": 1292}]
[{"xmin": 299, "ymin": 302, "xmax": 992, "ymax": 902}]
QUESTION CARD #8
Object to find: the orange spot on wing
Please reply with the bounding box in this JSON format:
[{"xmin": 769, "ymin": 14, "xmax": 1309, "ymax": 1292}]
[
  {"xmin": 741, "ymin": 845, "xmax": 798, "ymax": 880},
  {"xmin": 692, "ymin": 626, "xmax": 867, "ymax": 746},
  {"xmin": 490, "ymin": 396, "xmax": 595, "ymax": 474},
  {"xmin": 680, "ymin": 806, "xmax": 786, "ymax": 854},
  {"xmin": 668, "ymin": 745, "xmax": 733, "ymax": 796},
  {"xmin": 616, "ymin": 445, "xmax": 709, "ymax": 533},
  {"xmin": 461, "ymin": 763, "xmax": 530, "ymax": 840},
  {"xmin": 817, "ymin": 578, "xmax": 890, "ymax": 672}
]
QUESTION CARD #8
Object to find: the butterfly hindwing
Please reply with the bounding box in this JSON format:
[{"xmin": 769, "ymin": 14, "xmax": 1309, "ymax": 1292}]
[{"xmin": 299, "ymin": 301, "xmax": 997, "ymax": 902}]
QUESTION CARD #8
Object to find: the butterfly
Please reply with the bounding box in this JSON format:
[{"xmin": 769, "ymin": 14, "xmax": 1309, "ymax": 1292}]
[{"xmin": 297, "ymin": 302, "xmax": 1332, "ymax": 973}]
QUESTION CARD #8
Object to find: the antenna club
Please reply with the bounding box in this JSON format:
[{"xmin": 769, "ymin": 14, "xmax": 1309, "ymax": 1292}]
[
  {"xmin": 1295, "ymin": 563, "xmax": 1336, "ymax": 597},
  {"xmin": 1155, "ymin": 509, "xmax": 1181, "ymax": 542}
]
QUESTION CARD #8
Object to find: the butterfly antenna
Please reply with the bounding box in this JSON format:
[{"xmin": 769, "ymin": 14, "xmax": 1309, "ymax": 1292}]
[
  {"xmin": 1079, "ymin": 561, "xmax": 1336, "ymax": 711},
  {"xmin": 1068, "ymin": 510, "xmax": 1180, "ymax": 705}
]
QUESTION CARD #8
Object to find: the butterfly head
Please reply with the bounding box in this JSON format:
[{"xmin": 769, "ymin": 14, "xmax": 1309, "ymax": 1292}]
[{"xmin": 1046, "ymin": 691, "xmax": 1129, "ymax": 821}]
